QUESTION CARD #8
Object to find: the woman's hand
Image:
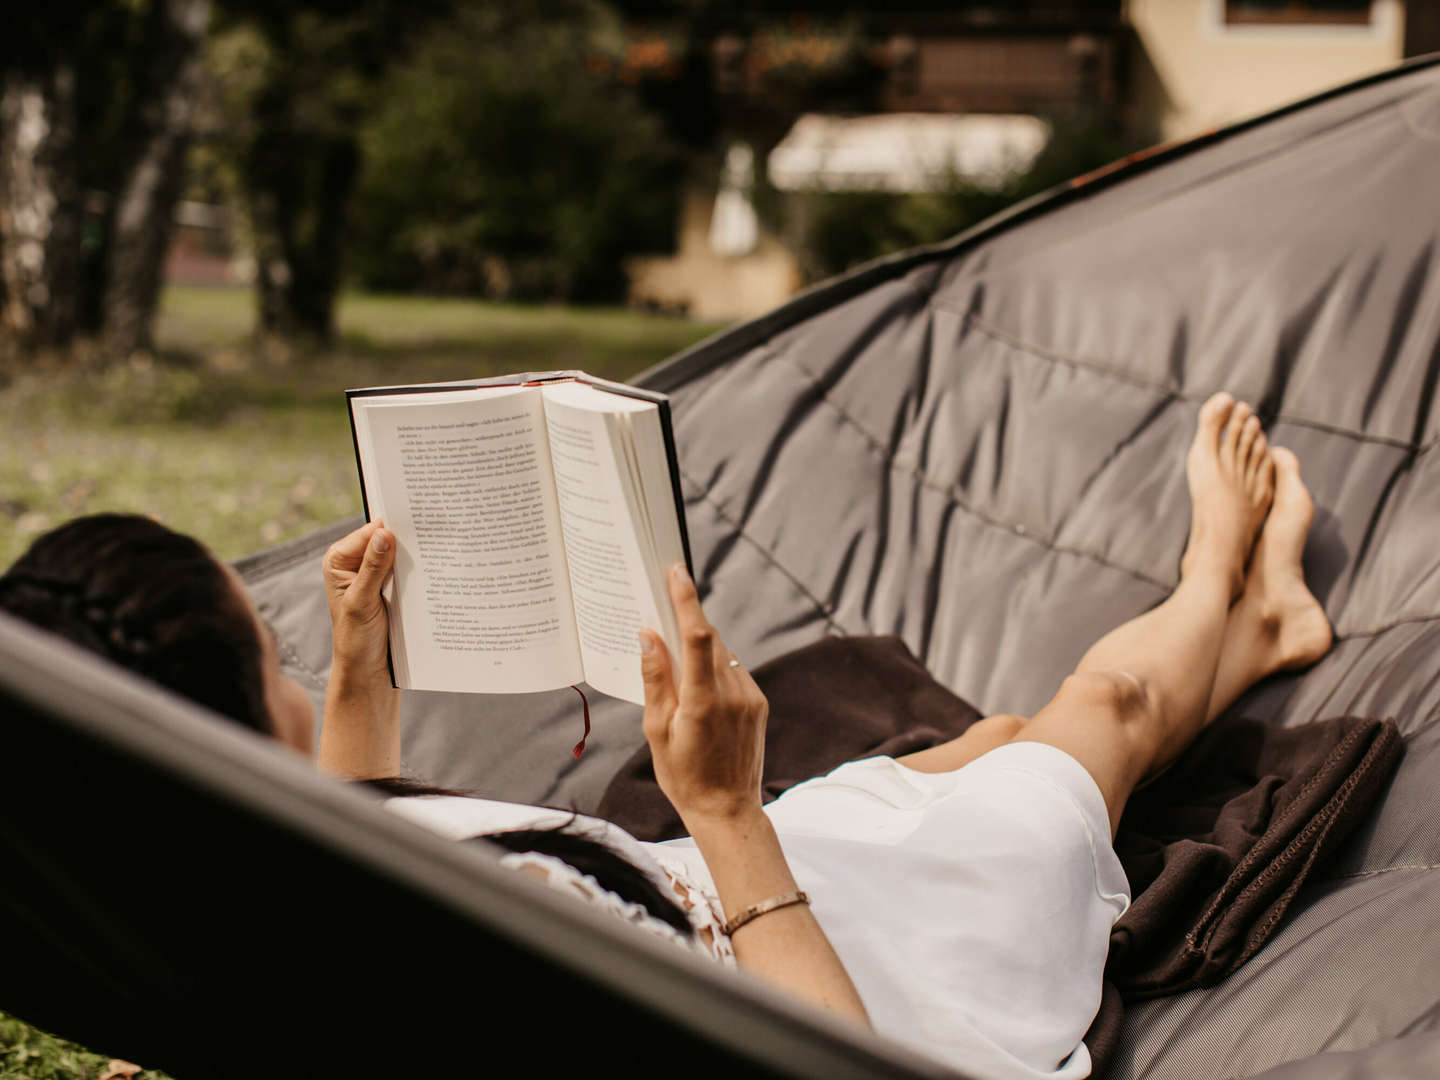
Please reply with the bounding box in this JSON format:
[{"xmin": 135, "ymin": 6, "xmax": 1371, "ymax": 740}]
[
  {"xmin": 639, "ymin": 564, "xmax": 768, "ymax": 830},
  {"xmin": 319, "ymin": 519, "xmax": 401, "ymax": 778},
  {"xmin": 639, "ymin": 565, "xmax": 870, "ymax": 1026},
  {"xmin": 322, "ymin": 519, "xmax": 395, "ymax": 685}
]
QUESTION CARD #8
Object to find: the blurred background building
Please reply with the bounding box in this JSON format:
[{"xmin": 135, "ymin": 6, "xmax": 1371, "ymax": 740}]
[{"xmin": 628, "ymin": 0, "xmax": 1429, "ymax": 318}]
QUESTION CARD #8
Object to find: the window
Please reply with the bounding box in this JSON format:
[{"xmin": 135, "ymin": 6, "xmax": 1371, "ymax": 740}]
[{"xmin": 1223, "ymin": 1, "xmax": 1372, "ymax": 25}]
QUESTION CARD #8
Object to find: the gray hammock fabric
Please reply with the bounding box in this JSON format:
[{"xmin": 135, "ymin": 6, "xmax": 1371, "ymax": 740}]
[{"xmin": 4, "ymin": 54, "xmax": 1439, "ymax": 1079}]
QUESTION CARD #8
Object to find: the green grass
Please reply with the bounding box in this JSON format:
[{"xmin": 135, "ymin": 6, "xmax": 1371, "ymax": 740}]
[
  {"xmin": 0, "ymin": 1014, "xmax": 129, "ymax": 1080},
  {"xmin": 0, "ymin": 285, "xmax": 726, "ymax": 567},
  {"xmin": 0, "ymin": 285, "xmax": 727, "ymax": 1078}
]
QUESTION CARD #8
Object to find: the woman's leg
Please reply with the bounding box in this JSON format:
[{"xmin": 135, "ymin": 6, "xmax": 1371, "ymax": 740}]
[
  {"xmin": 902, "ymin": 395, "xmax": 1280, "ymax": 832},
  {"xmin": 1008, "ymin": 394, "xmax": 1279, "ymax": 833},
  {"xmin": 1010, "ymin": 399, "xmax": 1296, "ymax": 843},
  {"xmin": 1202, "ymin": 446, "xmax": 1331, "ymax": 724},
  {"xmin": 898, "ymin": 397, "xmax": 1272, "ymax": 789},
  {"xmin": 900, "ymin": 448, "xmax": 1329, "ymax": 795},
  {"xmin": 895, "ymin": 713, "xmax": 1027, "ymax": 774}
]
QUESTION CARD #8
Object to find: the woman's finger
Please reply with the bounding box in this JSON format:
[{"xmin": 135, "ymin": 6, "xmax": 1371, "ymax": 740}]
[
  {"xmin": 639, "ymin": 630, "xmax": 678, "ymax": 741},
  {"xmin": 668, "ymin": 563, "xmax": 716, "ymax": 696},
  {"xmin": 323, "ymin": 521, "xmax": 379, "ymax": 579},
  {"xmin": 346, "ymin": 526, "xmax": 395, "ymax": 613}
]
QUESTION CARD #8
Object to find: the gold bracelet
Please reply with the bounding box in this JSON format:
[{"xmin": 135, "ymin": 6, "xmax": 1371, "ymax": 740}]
[{"xmin": 722, "ymin": 890, "xmax": 810, "ymax": 936}]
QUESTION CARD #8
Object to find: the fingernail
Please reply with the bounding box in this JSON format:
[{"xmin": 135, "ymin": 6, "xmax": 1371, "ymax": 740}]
[
  {"xmin": 638, "ymin": 631, "xmax": 655, "ymax": 655},
  {"xmin": 670, "ymin": 563, "xmax": 690, "ymax": 585},
  {"xmin": 373, "ymin": 531, "xmax": 390, "ymax": 553}
]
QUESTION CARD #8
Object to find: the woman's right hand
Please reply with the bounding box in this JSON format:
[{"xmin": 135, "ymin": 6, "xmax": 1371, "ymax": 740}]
[
  {"xmin": 639, "ymin": 564, "xmax": 769, "ymax": 829},
  {"xmin": 640, "ymin": 566, "xmax": 871, "ymax": 1027}
]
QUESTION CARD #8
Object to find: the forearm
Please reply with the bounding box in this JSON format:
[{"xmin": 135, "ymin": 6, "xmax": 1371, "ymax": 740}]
[
  {"xmin": 319, "ymin": 661, "xmax": 402, "ymax": 778},
  {"xmin": 686, "ymin": 807, "xmax": 870, "ymax": 1027}
]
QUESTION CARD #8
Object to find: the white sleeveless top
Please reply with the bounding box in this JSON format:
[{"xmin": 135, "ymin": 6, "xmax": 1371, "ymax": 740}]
[{"xmin": 382, "ymin": 795, "xmax": 735, "ymax": 966}]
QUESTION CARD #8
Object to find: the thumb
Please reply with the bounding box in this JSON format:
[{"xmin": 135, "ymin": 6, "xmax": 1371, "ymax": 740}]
[
  {"xmin": 348, "ymin": 526, "xmax": 395, "ymax": 615},
  {"xmin": 639, "ymin": 630, "xmax": 677, "ymax": 737}
]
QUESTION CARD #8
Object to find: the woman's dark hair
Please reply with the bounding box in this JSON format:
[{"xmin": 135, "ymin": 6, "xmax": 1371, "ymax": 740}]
[
  {"xmin": 480, "ymin": 829, "xmax": 694, "ymax": 938},
  {"xmin": 365, "ymin": 777, "xmax": 693, "ymax": 937},
  {"xmin": 0, "ymin": 513, "xmax": 270, "ymax": 733}
]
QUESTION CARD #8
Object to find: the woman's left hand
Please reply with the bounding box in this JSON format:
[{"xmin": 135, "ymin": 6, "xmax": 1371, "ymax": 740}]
[
  {"xmin": 318, "ymin": 519, "xmax": 401, "ymax": 778},
  {"xmin": 639, "ymin": 564, "xmax": 768, "ymax": 829},
  {"xmin": 321, "ymin": 519, "xmax": 395, "ymax": 685}
]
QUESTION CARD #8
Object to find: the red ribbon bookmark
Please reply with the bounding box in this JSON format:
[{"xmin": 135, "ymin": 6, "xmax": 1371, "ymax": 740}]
[{"xmin": 571, "ymin": 685, "xmax": 591, "ymax": 758}]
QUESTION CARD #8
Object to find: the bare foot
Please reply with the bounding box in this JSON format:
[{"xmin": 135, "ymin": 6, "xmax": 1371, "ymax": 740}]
[
  {"xmin": 1229, "ymin": 446, "xmax": 1332, "ymax": 672},
  {"xmin": 1182, "ymin": 393, "xmax": 1276, "ymax": 598}
]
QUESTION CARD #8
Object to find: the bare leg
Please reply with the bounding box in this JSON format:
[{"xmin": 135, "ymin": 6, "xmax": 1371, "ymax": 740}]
[
  {"xmin": 901, "ymin": 395, "xmax": 1279, "ymax": 800},
  {"xmin": 1203, "ymin": 446, "xmax": 1331, "ymax": 723},
  {"xmin": 901, "ymin": 456, "xmax": 1328, "ymax": 779},
  {"xmin": 1000, "ymin": 394, "xmax": 1275, "ymax": 833},
  {"xmin": 896, "ymin": 714, "xmax": 1026, "ymax": 774}
]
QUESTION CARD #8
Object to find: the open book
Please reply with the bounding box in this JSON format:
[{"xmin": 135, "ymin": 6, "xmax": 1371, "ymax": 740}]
[{"xmin": 347, "ymin": 371, "xmax": 691, "ymax": 705}]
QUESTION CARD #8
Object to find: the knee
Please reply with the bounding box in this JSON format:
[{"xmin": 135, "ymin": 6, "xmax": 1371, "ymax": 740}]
[
  {"xmin": 1055, "ymin": 670, "xmax": 1158, "ymax": 734},
  {"xmin": 974, "ymin": 713, "xmax": 1026, "ymax": 742}
]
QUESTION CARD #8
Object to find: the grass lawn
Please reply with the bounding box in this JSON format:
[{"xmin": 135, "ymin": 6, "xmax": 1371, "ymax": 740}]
[
  {"xmin": 1, "ymin": 285, "xmax": 727, "ymax": 567},
  {"xmin": 0, "ymin": 285, "xmax": 726, "ymax": 1078}
]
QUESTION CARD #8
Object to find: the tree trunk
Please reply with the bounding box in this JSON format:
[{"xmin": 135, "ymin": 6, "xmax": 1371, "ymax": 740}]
[
  {"xmin": 101, "ymin": 0, "xmax": 212, "ymax": 359},
  {"xmin": 249, "ymin": 134, "xmax": 359, "ymax": 343},
  {"xmin": 0, "ymin": 63, "xmax": 82, "ymax": 353}
]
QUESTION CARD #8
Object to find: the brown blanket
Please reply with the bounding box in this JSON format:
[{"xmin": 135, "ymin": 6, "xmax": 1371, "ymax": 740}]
[{"xmin": 597, "ymin": 635, "xmax": 1402, "ymax": 1072}]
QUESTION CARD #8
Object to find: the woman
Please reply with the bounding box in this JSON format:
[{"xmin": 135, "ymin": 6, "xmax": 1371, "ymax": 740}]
[{"xmin": 1, "ymin": 393, "xmax": 1331, "ymax": 1078}]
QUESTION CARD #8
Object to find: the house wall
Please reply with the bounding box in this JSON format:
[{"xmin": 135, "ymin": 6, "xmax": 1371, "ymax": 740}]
[
  {"xmin": 624, "ymin": 186, "xmax": 802, "ymax": 322},
  {"xmin": 1128, "ymin": 0, "xmax": 1406, "ymax": 141}
]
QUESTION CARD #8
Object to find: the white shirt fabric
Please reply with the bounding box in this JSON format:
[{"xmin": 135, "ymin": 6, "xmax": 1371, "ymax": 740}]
[
  {"xmin": 384, "ymin": 740, "xmax": 1129, "ymax": 1079},
  {"xmin": 650, "ymin": 742, "xmax": 1130, "ymax": 1079},
  {"xmin": 382, "ymin": 793, "xmax": 736, "ymax": 964}
]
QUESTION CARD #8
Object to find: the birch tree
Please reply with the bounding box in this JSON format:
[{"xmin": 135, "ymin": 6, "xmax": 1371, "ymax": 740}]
[{"xmin": 1, "ymin": 61, "xmax": 82, "ymax": 351}]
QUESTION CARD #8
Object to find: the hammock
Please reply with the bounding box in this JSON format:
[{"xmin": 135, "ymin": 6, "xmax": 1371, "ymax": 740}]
[{"xmin": 6, "ymin": 54, "xmax": 1440, "ymax": 1079}]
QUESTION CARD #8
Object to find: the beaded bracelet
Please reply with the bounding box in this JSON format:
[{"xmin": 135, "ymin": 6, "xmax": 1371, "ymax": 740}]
[{"xmin": 722, "ymin": 890, "xmax": 810, "ymax": 936}]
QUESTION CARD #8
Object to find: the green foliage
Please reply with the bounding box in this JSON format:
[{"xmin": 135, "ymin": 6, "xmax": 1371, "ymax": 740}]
[
  {"xmin": 0, "ymin": 1008, "xmax": 174, "ymax": 1080},
  {"xmin": 800, "ymin": 185, "xmax": 1006, "ymax": 283},
  {"xmin": 348, "ymin": 3, "xmax": 680, "ymax": 303},
  {"xmin": 0, "ymin": 1011, "xmax": 104, "ymax": 1079},
  {"xmin": 800, "ymin": 114, "xmax": 1150, "ymax": 281}
]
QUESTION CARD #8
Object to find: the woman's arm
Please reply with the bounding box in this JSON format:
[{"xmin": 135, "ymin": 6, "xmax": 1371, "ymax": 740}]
[
  {"xmin": 318, "ymin": 520, "xmax": 402, "ymax": 778},
  {"xmin": 640, "ymin": 566, "xmax": 871, "ymax": 1026}
]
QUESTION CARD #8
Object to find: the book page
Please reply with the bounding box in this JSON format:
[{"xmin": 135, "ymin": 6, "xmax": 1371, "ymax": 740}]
[
  {"xmin": 610, "ymin": 408, "xmax": 685, "ymax": 655},
  {"xmin": 542, "ymin": 383, "xmax": 684, "ymax": 704},
  {"xmin": 356, "ymin": 389, "xmax": 583, "ymax": 693}
]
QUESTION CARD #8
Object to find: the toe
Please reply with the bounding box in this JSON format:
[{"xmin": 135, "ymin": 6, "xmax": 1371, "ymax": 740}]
[
  {"xmin": 1197, "ymin": 392, "xmax": 1235, "ymax": 450},
  {"xmin": 1245, "ymin": 423, "xmax": 1268, "ymax": 485},
  {"xmin": 1272, "ymin": 445, "xmax": 1300, "ymax": 480},
  {"xmin": 1223, "ymin": 401, "xmax": 1253, "ymax": 466},
  {"xmin": 1257, "ymin": 452, "xmax": 1276, "ymax": 509},
  {"xmin": 1237, "ymin": 414, "xmax": 1260, "ymax": 474}
]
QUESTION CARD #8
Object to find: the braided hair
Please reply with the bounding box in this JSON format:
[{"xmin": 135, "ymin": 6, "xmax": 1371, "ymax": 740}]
[{"xmin": 0, "ymin": 514, "xmax": 270, "ymax": 734}]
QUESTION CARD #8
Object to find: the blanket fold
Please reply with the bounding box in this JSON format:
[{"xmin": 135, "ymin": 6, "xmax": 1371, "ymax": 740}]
[
  {"xmin": 597, "ymin": 634, "xmax": 1402, "ymax": 1073},
  {"xmin": 1106, "ymin": 707, "xmax": 1404, "ymax": 996}
]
